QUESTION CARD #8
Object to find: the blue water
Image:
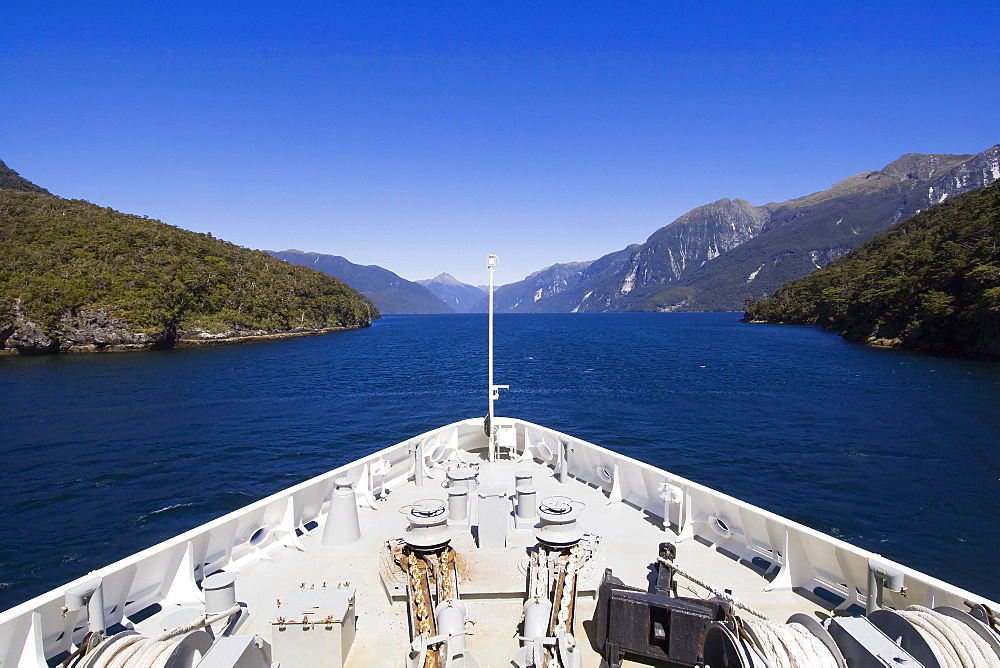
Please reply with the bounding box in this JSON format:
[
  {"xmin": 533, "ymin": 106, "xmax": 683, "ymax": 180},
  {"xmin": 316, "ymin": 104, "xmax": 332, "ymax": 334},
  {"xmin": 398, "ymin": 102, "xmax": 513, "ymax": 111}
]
[{"xmin": 2, "ymin": 313, "xmax": 1000, "ymax": 612}]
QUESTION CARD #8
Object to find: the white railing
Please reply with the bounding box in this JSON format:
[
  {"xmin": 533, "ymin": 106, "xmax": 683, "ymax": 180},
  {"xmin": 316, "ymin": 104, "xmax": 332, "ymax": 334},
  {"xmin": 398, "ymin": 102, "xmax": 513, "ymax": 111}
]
[
  {"xmin": 519, "ymin": 419, "xmax": 999, "ymax": 616},
  {"xmin": 2, "ymin": 417, "xmax": 995, "ymax": 666},
  {"xmin": 0, "ymin": 419, "xmax": 485, "ymax": 667}
]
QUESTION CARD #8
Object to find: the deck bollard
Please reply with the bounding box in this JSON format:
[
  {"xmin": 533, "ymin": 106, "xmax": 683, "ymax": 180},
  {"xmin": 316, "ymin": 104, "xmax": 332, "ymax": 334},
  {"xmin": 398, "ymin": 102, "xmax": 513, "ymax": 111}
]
[{"xmin": 322, "ymin": 477, "xmax": 362, "ymax": 547}]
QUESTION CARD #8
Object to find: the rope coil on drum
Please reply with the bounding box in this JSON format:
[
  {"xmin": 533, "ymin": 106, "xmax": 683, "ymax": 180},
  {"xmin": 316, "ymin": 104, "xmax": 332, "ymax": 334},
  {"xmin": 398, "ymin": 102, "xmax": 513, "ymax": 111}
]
[
  {"xmin": 658, "ymin": 556, "xmax": 840, "ymax": 667},
  {"xmin": 74, "ymin": 604, "xmax": 240, "ymax": 668},
  {"xmin": 661, "ymin": 553, "xmax": 1000, "ymax": 668},
  {"xmin": 740, "ymin": 617, "xmax": 839, "ymax": 668},
  {"xmin": 896, "ymin": 605, "xmax": 1000, "ymax": 668}
]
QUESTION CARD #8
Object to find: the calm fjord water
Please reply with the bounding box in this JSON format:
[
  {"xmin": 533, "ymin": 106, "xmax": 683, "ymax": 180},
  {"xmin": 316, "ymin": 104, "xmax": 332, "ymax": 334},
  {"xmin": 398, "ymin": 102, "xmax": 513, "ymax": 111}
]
[{"xmin": 2, "ymin": 312, "xmax": 1000, "ymax": 611}]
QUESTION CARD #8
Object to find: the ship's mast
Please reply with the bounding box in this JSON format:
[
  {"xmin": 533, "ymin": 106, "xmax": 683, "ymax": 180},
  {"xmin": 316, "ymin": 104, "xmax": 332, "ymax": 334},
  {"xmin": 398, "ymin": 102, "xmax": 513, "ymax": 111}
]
[{"xmin": 487, "ymin": 253, "xmax": 507, "ymax": 461}]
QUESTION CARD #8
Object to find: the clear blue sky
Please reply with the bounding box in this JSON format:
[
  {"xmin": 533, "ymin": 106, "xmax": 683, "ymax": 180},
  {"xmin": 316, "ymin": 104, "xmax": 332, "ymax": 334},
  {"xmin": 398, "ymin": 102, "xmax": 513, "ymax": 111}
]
[{"xmin": 3, "ymin": 1, "xmax": 998, "ymax": 286}]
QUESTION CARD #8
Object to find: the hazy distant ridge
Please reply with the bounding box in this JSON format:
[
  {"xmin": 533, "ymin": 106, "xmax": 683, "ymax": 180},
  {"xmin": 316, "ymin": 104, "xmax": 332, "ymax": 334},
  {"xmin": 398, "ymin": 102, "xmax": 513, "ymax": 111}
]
[
  {"xmin": 418, "ymin": 273, "xmax": 485, "ymax": 313},
  {"xmin": 269, "ymin": 250, "xmax": 453, "ymax": 314}
]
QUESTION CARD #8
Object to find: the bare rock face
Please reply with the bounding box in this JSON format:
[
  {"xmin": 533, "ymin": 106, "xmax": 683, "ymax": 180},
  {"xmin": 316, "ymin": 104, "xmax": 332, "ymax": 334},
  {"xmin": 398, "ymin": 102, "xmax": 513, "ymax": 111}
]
[
  {"xmin": 0, "ymin": 310, "xmax": 174, "ymax": 354},
  {"xmin": 2, "ymin": 319, "xmax": 59, "ymax": 354},
  {"xmin": 54, "ymin": 310, "xmax": 173, "ymax": 351},
  {"xmin": 510, "ymin": 142, "xmax": 1000, "ymax": 313},
  {"xmin": 926, "ymin": 144, "xmax": 1000, "ymax": 206}
]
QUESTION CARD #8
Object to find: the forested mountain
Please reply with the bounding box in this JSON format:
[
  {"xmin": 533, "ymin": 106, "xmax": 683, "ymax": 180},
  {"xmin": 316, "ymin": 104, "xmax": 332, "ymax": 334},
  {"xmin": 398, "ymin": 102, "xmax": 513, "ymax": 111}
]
[
  {"xmin": 0, "ymin": 172, "xmax": 377, "ymax": 354},
  {"xmin": 504, "ymin": 142, "xmax": 999, "ymax": 313},
  {"xmin": 744, "ymin": 180, "xmax": 1000, "ymax": 360},
  {"xmin": 268, "ymin": 250, "xmax": 452, "ymax": 314},
  {"xmin": 418, "ymin": 273, "xmax": 485, "ymax": 312}
]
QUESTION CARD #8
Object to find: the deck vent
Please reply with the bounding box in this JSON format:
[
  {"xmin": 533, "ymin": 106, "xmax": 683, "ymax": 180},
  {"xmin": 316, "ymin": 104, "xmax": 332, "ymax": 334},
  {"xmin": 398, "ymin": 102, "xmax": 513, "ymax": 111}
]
[
  {"xmin": 401, "ymin": 499, "xmax": 454, "ymax": 551},
  {"xmin": 534, "ymin": 496, "xmax": 585, "ymax": 547},
  {"xmin": 321, "ymin": 477, "xmax": 362, "ymax": 548}
]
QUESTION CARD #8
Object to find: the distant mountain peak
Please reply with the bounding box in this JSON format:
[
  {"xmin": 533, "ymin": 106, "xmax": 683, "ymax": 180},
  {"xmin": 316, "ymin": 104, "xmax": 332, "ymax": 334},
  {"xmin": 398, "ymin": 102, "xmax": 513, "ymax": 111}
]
[
  {"xmin": 525, "ymin": 261, "xmax": 592, "ymax": 281},
  {"xmin": 424, "ymin": 272, "xmax": 465, "ymax": 286},
  {"xmin": 502, "ymin": 141, "xmax": 999, "ymax": 314},
  {"xmin": 878, "ymin": 152, "xmax": 974, "ymax": 181},
  {"xmin": 417, "ymin": 273, "xmax": 486, "ymax": 312}
]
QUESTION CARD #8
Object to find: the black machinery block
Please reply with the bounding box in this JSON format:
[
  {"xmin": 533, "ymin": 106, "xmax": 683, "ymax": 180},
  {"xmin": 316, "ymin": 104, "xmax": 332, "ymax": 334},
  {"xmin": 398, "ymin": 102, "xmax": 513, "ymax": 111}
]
[{"xmin": 592, "ymin": 545, "xmax": 726, "ymax": 668}]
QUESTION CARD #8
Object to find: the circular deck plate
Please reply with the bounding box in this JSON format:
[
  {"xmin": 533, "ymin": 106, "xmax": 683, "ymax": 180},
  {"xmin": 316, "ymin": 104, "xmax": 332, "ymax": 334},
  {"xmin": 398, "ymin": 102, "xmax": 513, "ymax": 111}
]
[
  {"xmin": 787, "ymin": 613, "xmax": 847, "ymax": 668},
  {"xmin": 933, "ymin": 606, "xmax": 1000, "ymax": 660},
  {"xmin": 160, "ymin": 607, "xmax": 202, "ymax": 632}
]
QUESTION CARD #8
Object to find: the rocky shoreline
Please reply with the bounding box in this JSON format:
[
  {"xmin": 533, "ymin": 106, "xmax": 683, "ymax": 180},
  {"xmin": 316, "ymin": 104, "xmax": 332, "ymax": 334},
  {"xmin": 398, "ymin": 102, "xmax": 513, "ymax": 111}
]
[
  {"xmin": 744, "ymin": 319, "xmax": 999, "ymax": 361},
  {"xmin": 0, "ymin": 309, "xmax": 368, "ymax": 355},
  {"xmin": 173, "ymin": 325, "xmax": 358, "ymax": 348}
]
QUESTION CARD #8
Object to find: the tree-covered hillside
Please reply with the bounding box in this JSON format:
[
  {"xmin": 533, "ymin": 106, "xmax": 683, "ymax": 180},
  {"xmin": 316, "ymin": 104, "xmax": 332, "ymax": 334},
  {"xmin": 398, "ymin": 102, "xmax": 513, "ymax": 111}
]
[
  {"xmin": 744, "ymin": 181, "xmax": 1000, "ymax": 360},
  {"xmin": 0, "ymin": 159, "xmax": 51, "ymax": 194},
  {"xmin": 0, "ymin": 188, "xmax": 378, "ymax": 353}
]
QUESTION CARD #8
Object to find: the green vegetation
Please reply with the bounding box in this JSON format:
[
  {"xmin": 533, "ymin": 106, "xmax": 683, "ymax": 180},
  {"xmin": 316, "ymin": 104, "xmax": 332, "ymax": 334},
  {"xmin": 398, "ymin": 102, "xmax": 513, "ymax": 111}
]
[
  {"xmin": 0, "ymin": 159, "xmax": 50, "ymax": 194},
  {"xmin": 0, "ymin": 189, "xmax": 378, "ymax": 350},
  {"xmin": 744, "ymin": 181, "xmax": 1000, "ymax": 360}
]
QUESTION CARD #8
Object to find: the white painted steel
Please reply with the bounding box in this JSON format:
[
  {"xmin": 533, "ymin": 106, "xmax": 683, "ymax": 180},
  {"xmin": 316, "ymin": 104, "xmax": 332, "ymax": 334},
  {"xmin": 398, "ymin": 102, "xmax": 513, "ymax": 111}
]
[
  {"xmin": 488, "ymin": 253, "xmax": 496, "ymax": 462},
  {"xmin": 1, "ymin": 417, "xmax": 998, "ymax": 666}
]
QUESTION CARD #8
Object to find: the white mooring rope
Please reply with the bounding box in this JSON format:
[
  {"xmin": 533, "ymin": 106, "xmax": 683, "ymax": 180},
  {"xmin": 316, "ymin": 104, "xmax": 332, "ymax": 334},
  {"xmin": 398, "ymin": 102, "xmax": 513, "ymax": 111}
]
[
  {"xmin": 661, "ymin": 557, "xmax": 1000, "ymax": 668},
  {"xmin": 897, "ymin": 605, "xmax": 1000, "ymax": 668},
  {"xmin": 657, "ymin": 556, "xmax": 838, "ymax": 666},
  {"xmin": 80, "ymin": 604, "xmax": 240, "ymax": 668},
  {"xmin": 742, "ymin": 617, "xmax": 839, "ymax": 668}
]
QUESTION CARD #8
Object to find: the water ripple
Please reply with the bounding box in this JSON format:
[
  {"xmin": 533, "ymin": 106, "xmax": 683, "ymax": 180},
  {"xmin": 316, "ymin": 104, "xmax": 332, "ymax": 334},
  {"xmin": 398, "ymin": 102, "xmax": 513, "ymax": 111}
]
[{"xmin": 1, "ymin": 313, "xmax": 999, "ymax": 611}]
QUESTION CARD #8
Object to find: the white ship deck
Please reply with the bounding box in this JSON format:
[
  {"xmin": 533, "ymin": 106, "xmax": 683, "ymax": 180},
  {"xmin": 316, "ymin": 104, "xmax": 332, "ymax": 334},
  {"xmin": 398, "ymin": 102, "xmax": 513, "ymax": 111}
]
[
  {"xmin": 2, "ymin": 417, "xmax": 997, "ymax": 667},
  {"xmin": 131, "ymin": 455, "xmax": 818, "ymax": 667}
]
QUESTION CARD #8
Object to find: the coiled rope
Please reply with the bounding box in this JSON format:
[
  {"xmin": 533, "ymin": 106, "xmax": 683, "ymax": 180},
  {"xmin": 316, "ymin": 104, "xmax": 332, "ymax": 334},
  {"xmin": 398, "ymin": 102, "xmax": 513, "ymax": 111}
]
[
  {"xmin": 657, "ymin": 556, "xmax": 839, "ymax": 667},
  {"xmin": 896, "ymin": 605, "xmax": 1000, "ymax": 668},
  {"xmin": 741, "ymin": 618, "xmax": 839, "ymax": 668},
  {"xmin": 657, "ymin": 557, "xmax": 1000, "ymax": 668},
  {"xmin": 79, "ymin": 604, "xmax": 240, "ymax": 668}
]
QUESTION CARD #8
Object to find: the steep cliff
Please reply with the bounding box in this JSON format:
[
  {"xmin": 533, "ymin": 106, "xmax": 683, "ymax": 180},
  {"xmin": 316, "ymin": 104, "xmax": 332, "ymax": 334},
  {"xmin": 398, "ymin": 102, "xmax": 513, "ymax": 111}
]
[
  {"xmin": 508, "ymin": 142, "xmax": 998, "ymax": 313},
  {"xmin": 470, "ymin": 261, "xmax": 596, "ymax": 312}
]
